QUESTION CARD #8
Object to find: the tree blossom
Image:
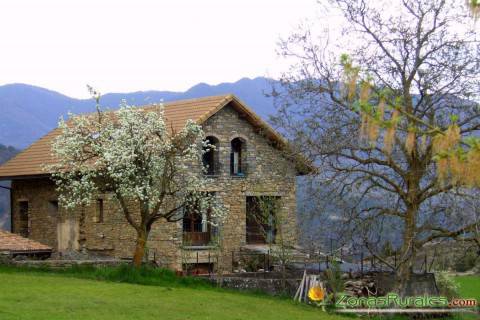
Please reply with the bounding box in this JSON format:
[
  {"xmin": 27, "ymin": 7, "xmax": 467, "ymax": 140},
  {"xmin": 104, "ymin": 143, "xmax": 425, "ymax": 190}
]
[{"xmin": 48, "ymin": 98, "xmax": 227, "ymax": 266}]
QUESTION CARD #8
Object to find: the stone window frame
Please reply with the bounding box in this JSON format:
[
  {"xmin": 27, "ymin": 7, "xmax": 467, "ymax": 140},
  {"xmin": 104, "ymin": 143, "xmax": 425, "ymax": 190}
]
[
  {"xmin": 229, "ymin": 135, "xmax": 248, "ymax": 177},
  {"xmin": 202, "ymin": 135, "xmax": 221, "ymax": 176},
  {"xmin": 94, "ymin": 198, "xmax": 104, "ymax": 223}
]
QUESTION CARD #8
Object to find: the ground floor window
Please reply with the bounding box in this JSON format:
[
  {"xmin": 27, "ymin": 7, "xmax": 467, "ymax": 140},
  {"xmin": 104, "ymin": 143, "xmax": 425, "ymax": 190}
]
[
  {"xmin": 182, "ymin": 193, "xmax": 214, "ymax": 246},
  {"xmin": 17, "ymin": 201, "xmax": 29, "ymax": 238},
  {"xmin": 95, "ymin": 199, "xmax": 104, "ymax": 223},
  {"xmin": 48, "ymin": 200, "xmax": 58, "ymax": 216},
  {"xmin": 246, "ymin": 196, "xmax": 280, "ymax": 245}
]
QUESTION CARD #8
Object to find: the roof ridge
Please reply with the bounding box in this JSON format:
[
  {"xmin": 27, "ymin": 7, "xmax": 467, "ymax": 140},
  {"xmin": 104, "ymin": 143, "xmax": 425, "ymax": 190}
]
[
  {"xmin": 163, "ymin": 94, "xmax": 233, "ymax": 105},
  {"xmin": 77, "ymin": 94, "xmax": 234, "ymax": 116},
  {"xmin": 139, "ymin": 94, "xmax": 233, "ymax": 111}
]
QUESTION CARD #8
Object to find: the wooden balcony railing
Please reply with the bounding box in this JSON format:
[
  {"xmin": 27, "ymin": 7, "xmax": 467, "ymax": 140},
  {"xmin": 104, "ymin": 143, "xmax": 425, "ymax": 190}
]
[
  {"xmin": 246, "ymin": 224, "xmax": 266, "ymax": 244},
  {"xmin": 183, "ymin": 231, "xmax": 211, "ymax": 246}
]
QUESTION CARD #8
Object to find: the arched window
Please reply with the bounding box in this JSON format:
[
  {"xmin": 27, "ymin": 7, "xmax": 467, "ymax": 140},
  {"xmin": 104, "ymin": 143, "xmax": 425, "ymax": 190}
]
[
  {"xmin": 202, "ymin": 136, "xmax": 219, "ymax": 175},
  {"xmin": 230, "ymin": 137, "xmax": 246, "ymax": 176}
]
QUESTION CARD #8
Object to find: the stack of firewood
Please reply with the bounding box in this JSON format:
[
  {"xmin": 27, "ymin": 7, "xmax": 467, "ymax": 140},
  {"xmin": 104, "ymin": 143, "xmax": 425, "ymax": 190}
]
[{"xmin": 344, "ymin": 275, "xmax": 377, "ymax": 297}]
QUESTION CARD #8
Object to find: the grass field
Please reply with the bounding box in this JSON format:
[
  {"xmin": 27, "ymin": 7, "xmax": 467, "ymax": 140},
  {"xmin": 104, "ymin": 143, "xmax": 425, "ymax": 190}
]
[
  {"xmin": 456, "ymin": 275, "xmax": 480, "ymax": 301},
  {"xmin": 0, "ymin": 269, "xmax": 348, "ymax": 320},
  {"xmin": 0, "ymin": 266, "xmax": 477, "ymax": 320}
]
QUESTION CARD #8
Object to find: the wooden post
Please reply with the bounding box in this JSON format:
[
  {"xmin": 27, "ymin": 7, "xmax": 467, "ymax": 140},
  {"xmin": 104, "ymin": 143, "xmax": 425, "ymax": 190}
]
[
  {"xmin": 429, "ymin": 248, "xmax": 437, "ymax": 272},
  {"xmin": 424, "ymin": 254, "xmax": 427, "ymax": 274},
  {"xmin": 208, "ymin": 251, "xmax": 211, "ymax": 275},
  {"xmin": 263, "ymin": 254, "xmax": 266, "ymax": 278},
  {"xmin": 294, "ymin": 270, "xmax": 307, "ymax": 302},
  {"xmin": 267, "ymin": 251, "xmax": 270, "ymax": 271},
  {"xmin": 360, "ymin": 252, "xmax": 364, "ymax": 276}
]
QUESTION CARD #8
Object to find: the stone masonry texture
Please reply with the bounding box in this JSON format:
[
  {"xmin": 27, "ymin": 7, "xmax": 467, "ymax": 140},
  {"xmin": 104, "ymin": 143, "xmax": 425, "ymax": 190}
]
[{"xmin": 10, "ymin": 103, "xmax": 298, "ymax": 271}]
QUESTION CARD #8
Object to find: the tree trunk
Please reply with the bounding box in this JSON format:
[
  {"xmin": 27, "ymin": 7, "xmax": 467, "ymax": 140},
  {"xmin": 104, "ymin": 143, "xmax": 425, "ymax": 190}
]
[
  {"xmin": 133, "ymin": 229, "xmax": 148, "ymax": 267},
  {"xmin": 395, "ymin": 206, "xmax": 417, "ymax": 295},
  {"xmin": 280, "ymin": 262, "xmax": 287, "ymax": 291},
  {"xmin": 396, "ymin": 252, "xmax": 414, "ymax": 296}
]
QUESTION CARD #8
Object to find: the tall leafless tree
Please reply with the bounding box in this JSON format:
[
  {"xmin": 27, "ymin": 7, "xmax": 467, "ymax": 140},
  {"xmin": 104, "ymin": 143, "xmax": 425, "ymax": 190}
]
[{"xmin": 272, "ymin": 0, "xmax": 480, "ymax": 293}]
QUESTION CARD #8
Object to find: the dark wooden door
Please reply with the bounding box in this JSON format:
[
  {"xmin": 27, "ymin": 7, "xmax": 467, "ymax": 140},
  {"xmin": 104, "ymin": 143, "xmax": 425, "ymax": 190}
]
[{"xmin": 17, "ymin": 201, "xmax": 29, "ymax": 238}]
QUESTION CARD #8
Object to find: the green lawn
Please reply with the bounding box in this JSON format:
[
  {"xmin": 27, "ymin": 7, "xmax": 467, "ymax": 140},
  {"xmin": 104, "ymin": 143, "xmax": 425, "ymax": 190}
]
[
  {"xmin": 0, "ymin": 271, "xmax": 347, "ymax": 320},
  {"xmin": 456, "ymin": 275, "xmax": 480, "ymax": 301},
  {"xmin": 0, "ymin": 267, "xmax": 477, "ymax": 320}
]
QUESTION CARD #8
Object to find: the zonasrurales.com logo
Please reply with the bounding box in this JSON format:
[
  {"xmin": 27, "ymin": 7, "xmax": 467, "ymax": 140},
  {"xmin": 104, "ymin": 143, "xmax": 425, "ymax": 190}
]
[
  {"xmin": 335, "ymin": 293, "xmax": 478, "ymax": 314},
  {"xmin": 338, "ymin": 293, "xmax": 449, "ymax": 308}
]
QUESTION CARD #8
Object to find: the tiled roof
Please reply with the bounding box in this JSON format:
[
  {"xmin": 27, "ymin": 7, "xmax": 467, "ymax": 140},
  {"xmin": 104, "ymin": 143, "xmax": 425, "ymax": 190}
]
[
  {"xmin": 0, "ymin": 94, "xmax": 313, "ymax": 178},
  {"xmin": 0, "ymin": 230, "xmax": 52, "ymax": 253}
]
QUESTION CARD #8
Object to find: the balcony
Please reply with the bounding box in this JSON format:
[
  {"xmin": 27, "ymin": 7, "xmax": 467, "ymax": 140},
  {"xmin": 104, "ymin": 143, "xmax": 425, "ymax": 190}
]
[
  {"xmin": 183, "ymin": 231, "xmax": 211, "ymax": 246},
  {"xmin": 246, "ymin": 227, "xmax": 266, "ymax": 244}
]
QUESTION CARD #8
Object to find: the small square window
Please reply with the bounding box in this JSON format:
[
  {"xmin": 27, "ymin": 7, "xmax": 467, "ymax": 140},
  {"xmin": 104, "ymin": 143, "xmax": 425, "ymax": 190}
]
[
  {"xmin": 48, "ymin": 200, "xmax": 59, "ymax": 216},
  {"xmin": 95, "ymin": 199, "xmax": 104, "ymax": 223}
]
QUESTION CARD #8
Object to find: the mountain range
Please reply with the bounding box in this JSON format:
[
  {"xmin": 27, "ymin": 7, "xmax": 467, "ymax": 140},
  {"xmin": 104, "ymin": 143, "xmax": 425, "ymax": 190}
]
[
  {"xmin": 0, "ymin": 77, "xmax": 277, "ymax": 149},
  {"xmin": 0, "ymin": 77, "xmax": 279, "ymax": 231}
]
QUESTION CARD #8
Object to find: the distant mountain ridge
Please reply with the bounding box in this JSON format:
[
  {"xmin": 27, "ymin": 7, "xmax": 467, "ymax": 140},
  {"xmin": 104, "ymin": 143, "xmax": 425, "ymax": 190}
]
[{"xmin": 0, "ymin": 77, "xmax": 277, "ymax": 148}]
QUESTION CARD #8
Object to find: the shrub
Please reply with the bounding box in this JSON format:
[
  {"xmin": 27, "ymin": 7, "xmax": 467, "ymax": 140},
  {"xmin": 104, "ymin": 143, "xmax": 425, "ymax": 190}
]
[
  {"xmin": 324, "ymin": 261, "xmax": 345, "ymax": 304},
  {"xmin": 454, "ymin": 250, "xmax": 479, "ymax": 272},
  {"xmin": 0, "ymin": 264, "xmax": 212, "ymax": 288},
  {"xmin": 435, "ymin": 272, "xmax": 460, "ymax": 299},
  {"xmin": 239, "ymin": 254, "xmax": 264, "ymax": 272}
]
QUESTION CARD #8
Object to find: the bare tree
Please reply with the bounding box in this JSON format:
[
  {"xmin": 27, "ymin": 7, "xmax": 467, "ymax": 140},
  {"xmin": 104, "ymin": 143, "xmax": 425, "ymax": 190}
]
[{"xmin": 272, "ymin": 0, "xmax": 480, "ymax": 293}]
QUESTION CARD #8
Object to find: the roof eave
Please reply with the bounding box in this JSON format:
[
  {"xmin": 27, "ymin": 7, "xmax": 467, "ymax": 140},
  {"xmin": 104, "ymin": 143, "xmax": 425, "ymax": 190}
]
[{"xmin": 0, "ymin": 173, "xmax": 50, "ymax": 181}]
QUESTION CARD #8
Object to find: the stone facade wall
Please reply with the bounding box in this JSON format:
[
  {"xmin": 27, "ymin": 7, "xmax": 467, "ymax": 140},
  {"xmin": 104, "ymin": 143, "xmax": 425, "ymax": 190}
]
[
  {"xmin": 211, "ymin": 276, "xmax": 301, "ymax": 297},
  {"xmin": 11, "ymin": 179, "xmax": 81, "ymax": 250},
  {"xmin": 9, "ymin": 102, "xmax": 298, "ymax": 271},
  {"xmin": 200, "ymin": 105, "xmax": 298, "ymax": 271}
]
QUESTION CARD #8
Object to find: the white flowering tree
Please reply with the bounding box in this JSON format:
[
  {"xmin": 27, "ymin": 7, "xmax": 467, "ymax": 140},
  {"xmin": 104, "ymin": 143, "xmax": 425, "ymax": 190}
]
[{"xmin": 49, "ymin": 92, "xmax": 226, "ymax": 267}]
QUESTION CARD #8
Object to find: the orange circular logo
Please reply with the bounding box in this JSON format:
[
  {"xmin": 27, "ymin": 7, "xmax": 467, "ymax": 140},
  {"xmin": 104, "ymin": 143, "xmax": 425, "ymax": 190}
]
[{"xmin": 308, "ymin": 286, "xmax": 325, "ymax": 302}]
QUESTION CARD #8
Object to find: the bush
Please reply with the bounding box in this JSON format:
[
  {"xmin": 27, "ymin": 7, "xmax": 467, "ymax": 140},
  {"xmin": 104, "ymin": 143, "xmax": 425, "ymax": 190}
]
[
  {"xmin": 0, "ymin": 264, "xmax": 212, "ymax": 288},
  {"xmin": 238, "ymin": 254, "xmax": 264, "ymax": 272},
  {"xmin": 454, "ymin": 250, "xmax": 479, "ymax": 272},
  {"xmin": 435, "ymin": 272, "xmax": 460, "ymax": 299},
  {"xmin": 324, "ymin": 261, "xmax": 345, "ymax": 305}
]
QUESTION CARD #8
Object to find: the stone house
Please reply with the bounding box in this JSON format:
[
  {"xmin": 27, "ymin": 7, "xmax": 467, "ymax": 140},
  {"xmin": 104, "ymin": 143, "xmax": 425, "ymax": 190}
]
[{"xmin": 0, "ymin": 94, "xmax": 312, "ymax": 271}]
